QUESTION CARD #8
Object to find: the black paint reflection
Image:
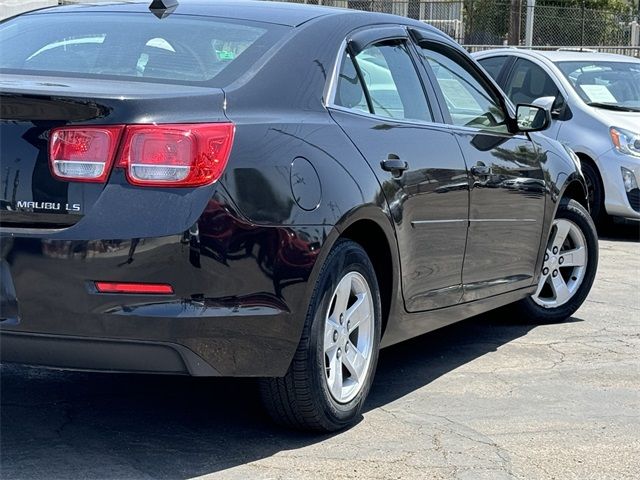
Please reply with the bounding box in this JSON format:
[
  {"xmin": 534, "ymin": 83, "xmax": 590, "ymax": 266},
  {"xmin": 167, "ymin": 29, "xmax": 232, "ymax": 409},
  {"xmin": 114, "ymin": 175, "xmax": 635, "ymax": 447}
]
[{"xmin": 195, "ymin": 199, "xmax": 321, "ymax": 299}]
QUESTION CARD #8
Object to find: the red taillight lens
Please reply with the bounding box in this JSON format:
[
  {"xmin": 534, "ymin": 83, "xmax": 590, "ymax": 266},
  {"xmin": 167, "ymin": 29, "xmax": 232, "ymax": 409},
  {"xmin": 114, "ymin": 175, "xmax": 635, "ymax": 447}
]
[
  {"xmin": 94, "ymin": 282, "xmax": 174, "ymax": 295},
  {"xmin": 49, "ymin": 126, "xmax": 124, "ymax": 183},
  {"xmin": 118, "ymin": 123, "xmax": 235, "ymax": 187},
  {"xmin": 48, "ymin": 123, "xmax": 234, "ymax": 187}
]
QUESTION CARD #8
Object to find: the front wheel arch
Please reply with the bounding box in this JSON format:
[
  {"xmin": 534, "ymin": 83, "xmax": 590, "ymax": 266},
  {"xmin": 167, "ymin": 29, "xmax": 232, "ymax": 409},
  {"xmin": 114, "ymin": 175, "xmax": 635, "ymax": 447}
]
[{"xmin": 561, "ymin": 178, "xmax": 589, "ymax": 212}]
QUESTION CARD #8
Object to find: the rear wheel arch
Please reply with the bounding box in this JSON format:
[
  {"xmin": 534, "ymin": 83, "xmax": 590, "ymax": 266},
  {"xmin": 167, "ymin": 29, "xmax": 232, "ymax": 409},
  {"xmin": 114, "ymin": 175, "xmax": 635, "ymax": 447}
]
[
  {"xmin": 340, "ymin": 218, "xmax": 395, "ymax": 338},
  {"xmin": 303, "ymin": 203, "xmax": 398, "ymax": 343}
]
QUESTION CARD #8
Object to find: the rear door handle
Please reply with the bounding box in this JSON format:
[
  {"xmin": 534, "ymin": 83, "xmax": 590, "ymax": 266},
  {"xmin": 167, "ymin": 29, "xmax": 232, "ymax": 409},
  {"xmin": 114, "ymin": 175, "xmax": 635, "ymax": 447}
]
[
  {"xmin": 381, "ymin": 155, "xmax": 409, "ymax": 177},
  {"xmin": 471, "ymin": 165, "xmax": 491, "ymax": 176}
]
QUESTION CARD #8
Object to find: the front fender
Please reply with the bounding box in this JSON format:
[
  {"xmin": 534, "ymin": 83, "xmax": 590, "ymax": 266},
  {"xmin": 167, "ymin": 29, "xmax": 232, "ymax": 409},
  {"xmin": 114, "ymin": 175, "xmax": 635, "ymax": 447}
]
[{"xmin": 532, "ymin": 132, "xmax": 588, "ymax": 279}]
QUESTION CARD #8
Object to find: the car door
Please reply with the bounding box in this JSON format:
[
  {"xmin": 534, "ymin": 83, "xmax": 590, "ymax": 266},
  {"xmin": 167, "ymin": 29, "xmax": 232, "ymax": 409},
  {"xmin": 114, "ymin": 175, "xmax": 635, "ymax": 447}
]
[
  {"xmin": 327, "ymin": 28, "xmax": 470, "ymax": 312},
  {"xmin": 415, "ymin": 40, "xmax": 547, "ymax": 301}
]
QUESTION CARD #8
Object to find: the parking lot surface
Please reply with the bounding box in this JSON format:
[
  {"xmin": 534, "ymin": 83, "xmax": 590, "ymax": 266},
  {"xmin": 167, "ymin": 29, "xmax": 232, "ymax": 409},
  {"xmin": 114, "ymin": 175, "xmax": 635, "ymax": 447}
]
[{"xmin": 1, "ymin": 224, "xmax": 639, "ymax": 480}]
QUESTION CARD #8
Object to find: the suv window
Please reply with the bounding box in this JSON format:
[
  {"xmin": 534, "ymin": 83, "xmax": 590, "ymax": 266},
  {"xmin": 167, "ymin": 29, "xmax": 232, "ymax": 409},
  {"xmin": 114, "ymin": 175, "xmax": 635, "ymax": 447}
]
[
  {"xmin": 335, "ymin": 41, "xmax": 433, "ymax": 122},
  {"xmin": 478, "ymin": 56, "xmax": 509, "ymax": 81},
  {"xmin": 421, "ymin": 46, "xmax": 509, "ymax": 133},
  {"xmin": 0, "ymin": 13, "xmax": 288, "ymax": 86},
  {"xmin": 505, "ymin": 58, "xmax": 560, "ymax": 105}
]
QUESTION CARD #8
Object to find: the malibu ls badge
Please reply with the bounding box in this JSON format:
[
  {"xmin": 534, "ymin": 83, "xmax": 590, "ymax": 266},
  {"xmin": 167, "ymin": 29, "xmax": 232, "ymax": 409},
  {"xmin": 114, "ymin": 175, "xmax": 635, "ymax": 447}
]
[{"xmin": 16, "ymin": 201, "xmax": 81, "ymax": 212}]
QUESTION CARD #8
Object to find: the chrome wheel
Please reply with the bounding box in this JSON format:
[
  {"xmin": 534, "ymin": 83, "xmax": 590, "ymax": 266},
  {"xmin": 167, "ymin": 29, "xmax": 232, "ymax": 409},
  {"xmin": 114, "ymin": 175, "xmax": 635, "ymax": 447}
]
[
  {"xmin": 532, "ymin": 218, "xmax": 588, "ymax": 308},
  {"xmin": 323, "ymin": 271, "xmax": 375, "ymax": 404}
]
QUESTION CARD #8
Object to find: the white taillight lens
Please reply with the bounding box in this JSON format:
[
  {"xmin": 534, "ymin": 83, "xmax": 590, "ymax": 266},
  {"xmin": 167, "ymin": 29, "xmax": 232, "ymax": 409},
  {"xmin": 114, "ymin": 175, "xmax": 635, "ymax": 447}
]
[
  {"xmin": 118, "ymin": 124, "xmax": 235, "ymax": 187},
  {"xmin": 49, "ymin": 126, "xmax": 124, "ymax": 182}
]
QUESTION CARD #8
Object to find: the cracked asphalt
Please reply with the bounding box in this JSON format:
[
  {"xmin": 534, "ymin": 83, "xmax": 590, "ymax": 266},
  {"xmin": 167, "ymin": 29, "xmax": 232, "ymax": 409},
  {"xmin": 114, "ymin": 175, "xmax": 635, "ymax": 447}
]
[{"xmin": 1, "ymin": 223, "xmax": 639, "ymax": 480}]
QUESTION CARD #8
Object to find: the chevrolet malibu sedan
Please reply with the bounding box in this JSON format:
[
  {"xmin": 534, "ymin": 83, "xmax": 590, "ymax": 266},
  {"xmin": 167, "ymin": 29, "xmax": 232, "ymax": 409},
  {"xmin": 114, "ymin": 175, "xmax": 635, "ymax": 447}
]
[
  {"xmin": 0, "ymin": 0, "xmax": 598, "ymax": 432},
  {"xmin": 473, "ymin": 49, "xmax": 640, "ymax": 223}
]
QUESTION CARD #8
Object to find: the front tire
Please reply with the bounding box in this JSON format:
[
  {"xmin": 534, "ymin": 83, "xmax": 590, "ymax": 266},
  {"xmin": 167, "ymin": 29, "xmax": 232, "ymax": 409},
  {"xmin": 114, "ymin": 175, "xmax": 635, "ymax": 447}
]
[
  {"xmin": 581, "ymin": 160, "xmax": 606, "ymax": 223},
  {"xmin": 514, "ymin": 199, "xmax": 598, "ymax": 323},
  {"xmin": 260, "ymin": 239, "xmax": 381, "ymax": 432}
]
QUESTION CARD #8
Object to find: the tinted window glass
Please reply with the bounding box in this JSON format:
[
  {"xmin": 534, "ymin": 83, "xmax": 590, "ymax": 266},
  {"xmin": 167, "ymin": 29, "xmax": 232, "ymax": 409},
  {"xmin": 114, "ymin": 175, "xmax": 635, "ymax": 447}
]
[
  {"xmin": 422, "ymin": 47, "xmax": 508, "ymax": 133},
  {"xmin": 478, "ymin": 56, "xmax": 509, "ymax": 81},
  {"xmin": 336, "ymin": 42, "xmax": 432, "ymax": 121},
  {"xmin": 505, "ymin": 58, "xmax": 560, "ymax": 105},
  {"xmin": 353, "ymin": 42, "xmax": 433, "ymax": 122},
  {"xmin": 334, "ymin": 52, "xmax": 370, "ymax": 114},
  {"xmin": 0, "ymin": 13, "xmax": 288, "ymax": 86}
]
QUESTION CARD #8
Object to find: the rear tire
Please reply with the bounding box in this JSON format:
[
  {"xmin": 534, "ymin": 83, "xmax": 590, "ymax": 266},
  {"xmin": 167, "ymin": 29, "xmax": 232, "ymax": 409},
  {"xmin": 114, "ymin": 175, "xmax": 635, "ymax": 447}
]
[
  {"xmin": 512, "ymin": 199, "xmax": 598, "ymax": 323},
  {"xmin": 260, "ymin": 239, "xmax": 381, "ymax": 432}
]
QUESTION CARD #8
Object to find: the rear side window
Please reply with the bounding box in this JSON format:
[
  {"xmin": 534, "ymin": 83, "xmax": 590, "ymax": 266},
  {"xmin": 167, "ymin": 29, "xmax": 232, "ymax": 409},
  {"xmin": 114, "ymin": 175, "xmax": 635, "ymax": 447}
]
[
  {"xmin": 335, "ymin": 41, "xmax": 433, "ymax": 122},
  {"xmin": 0, "ymin": 13, "xmax": 288, "ymax": 86},
  {"xmin": 335, "ymin": 52, "xmax": 370, "ymax": 114},
  {"xmin": 477, "ymin": 56, "xmax": 509, "ymax": 82}
]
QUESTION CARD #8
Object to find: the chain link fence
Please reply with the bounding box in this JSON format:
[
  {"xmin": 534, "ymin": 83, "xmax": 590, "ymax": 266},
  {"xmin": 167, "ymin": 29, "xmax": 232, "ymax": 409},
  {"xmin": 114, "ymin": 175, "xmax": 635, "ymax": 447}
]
[
  {"xmin": 2, "ymin": 0, "xmax": 638, "ymax": 56},
  {"xmin": 281, "ymin": 0, "xmax": 640, "ymax": 56}
]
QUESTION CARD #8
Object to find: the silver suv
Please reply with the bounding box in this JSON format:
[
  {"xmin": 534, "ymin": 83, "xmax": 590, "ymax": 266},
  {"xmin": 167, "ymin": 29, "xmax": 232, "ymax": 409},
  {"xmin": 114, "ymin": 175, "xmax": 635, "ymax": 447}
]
[{"xmin": 473, "ymin": 50, "xmax": 640, "ymax": 222}]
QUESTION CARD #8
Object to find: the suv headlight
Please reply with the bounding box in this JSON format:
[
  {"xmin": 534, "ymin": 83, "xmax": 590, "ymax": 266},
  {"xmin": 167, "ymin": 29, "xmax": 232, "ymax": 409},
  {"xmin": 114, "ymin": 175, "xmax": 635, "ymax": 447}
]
[{"xmin": 610, "ymin": 127, "xmax": 640, "ymax": 158}]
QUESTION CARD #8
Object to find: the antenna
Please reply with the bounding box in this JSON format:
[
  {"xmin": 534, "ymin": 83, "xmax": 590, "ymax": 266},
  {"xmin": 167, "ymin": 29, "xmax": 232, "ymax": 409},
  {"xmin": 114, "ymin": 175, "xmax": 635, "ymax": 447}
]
[{"xmin": 149, "ymin": 0, "xmax": 179, "ymax": 19}]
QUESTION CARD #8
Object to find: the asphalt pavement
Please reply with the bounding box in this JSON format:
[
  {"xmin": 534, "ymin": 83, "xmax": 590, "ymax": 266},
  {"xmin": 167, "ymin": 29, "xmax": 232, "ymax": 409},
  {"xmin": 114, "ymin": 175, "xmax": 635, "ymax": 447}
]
[{"xmin": 1, "ymin": 223, "xmax": 639, "ymax": 480}]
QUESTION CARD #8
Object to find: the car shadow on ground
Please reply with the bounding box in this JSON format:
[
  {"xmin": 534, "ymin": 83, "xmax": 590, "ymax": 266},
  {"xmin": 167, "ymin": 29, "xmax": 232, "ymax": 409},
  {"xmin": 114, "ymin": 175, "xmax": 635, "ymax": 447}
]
[
  {"xmin": 0, "ymin": 309, "xmax": 579, "ymax": 479},
  {"xmin": 597, "ymin": 220, "xmax": 639, "ymax": 242}
]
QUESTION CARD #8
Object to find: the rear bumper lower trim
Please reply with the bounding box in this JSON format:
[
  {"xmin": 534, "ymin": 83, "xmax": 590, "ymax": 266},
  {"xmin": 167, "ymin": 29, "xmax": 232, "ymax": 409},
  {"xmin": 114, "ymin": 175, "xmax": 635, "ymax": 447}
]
[{"xmin": 0, "ymin": 331, "xmax": 220, "ymax": 376}]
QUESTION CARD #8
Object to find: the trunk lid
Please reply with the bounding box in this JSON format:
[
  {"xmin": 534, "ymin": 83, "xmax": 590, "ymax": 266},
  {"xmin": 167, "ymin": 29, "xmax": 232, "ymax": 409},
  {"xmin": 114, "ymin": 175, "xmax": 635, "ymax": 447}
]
[{"xmin": 1, "ymin": 74, "xmax": 227, "ymax": 229}]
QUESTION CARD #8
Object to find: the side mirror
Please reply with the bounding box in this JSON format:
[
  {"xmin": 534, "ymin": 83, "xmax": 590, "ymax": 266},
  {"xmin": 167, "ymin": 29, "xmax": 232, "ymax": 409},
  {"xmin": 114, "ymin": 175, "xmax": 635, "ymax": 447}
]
[
  {"xmin": 516, "ymin": 104, "xmax": 551, "ymax": 133},
  {"xmin": 532, "ymin": 95, "xmax": 572, "ymax": 121}
]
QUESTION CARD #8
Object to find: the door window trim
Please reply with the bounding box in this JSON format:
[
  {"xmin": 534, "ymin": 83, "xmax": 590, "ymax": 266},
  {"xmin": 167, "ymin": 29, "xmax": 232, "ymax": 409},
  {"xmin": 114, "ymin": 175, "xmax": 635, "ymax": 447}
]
[
  {"xmin": 415, "ymin": 39, "xmax": 520, "ymax": 134},
  {"xmin": 324, "ymin": 26, "xmax": 445, "ymax": 126}
]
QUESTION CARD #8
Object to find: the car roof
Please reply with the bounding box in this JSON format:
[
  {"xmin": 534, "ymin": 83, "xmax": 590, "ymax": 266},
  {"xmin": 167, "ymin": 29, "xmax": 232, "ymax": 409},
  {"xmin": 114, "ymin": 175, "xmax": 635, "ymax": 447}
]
[
  {"xmin": 24, "ymin": 0, "xmax": 449, "ymax": 35},
  {"xmin": 474, "ymin": 48, "xmax": 640, "ymax": 64},
  {"xmin": 23, "ymin": 0, "xmax": 350, "ymax": 27}
]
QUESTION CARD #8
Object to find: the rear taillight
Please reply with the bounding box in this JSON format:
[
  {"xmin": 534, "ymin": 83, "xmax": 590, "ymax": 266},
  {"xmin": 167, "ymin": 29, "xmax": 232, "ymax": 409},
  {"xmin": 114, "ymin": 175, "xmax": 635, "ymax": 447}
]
[
  {"xmin": 49, "ymin": 123, "xmax": 234, "ymax": 187},
  {"xmin": 49, "ymin": 126, "xmax": 124, "ymax": 183},
  {"xmin": 119, "ymin": 124, "xmax": 234, "ymax": 187}
]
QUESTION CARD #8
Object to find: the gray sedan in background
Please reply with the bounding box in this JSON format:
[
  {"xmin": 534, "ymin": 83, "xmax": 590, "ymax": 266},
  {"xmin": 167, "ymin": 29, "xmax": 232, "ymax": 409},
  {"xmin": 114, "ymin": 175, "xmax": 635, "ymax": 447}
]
[{"xmin": 473, "ymin": 50, "xmax": 640, "ymax": 223}]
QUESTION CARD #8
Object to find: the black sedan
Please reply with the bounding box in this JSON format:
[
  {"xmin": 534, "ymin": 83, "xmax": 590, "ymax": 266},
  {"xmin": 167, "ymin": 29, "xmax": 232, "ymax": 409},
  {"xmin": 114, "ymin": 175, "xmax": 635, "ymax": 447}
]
[{"xmin": 0, "ymin": 0, "xmax": 598, "ymax": 431}]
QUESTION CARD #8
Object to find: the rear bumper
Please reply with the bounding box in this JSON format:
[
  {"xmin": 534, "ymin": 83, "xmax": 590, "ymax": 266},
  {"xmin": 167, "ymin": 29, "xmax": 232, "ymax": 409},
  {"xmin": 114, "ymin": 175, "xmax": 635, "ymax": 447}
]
[
  {"xmin": 1, "ymin": 331, "xmax": 219, "ymax": 376},
  {"xmin": 0, "ymin": 193, "xmax": 327, "ymax": 377}
]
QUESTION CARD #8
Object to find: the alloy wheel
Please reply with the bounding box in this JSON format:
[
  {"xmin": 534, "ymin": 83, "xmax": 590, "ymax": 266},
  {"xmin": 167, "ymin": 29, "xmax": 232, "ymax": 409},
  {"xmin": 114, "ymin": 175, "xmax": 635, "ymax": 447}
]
[
  {"xmin": 323, "ymin": 271, "xmax": 375, "ymax": 404},
  {"xmin": 532, "ymin": 218, "xmax": 588, "ymax": 308}
]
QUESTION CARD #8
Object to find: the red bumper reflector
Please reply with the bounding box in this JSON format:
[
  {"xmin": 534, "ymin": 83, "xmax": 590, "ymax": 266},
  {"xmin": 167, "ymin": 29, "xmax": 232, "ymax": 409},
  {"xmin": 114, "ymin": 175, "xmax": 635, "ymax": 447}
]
[{"xmin": 94, "ymin": 282, "xmax": 174, "ymax": 295}]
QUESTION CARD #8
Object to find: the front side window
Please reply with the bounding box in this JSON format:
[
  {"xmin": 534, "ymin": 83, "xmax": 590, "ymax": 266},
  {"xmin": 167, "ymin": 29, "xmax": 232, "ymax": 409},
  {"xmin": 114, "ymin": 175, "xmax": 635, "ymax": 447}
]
[
  {"xmin": 335, "ymin": 41, "xmax": 433, "ymax": 122},
  {"xmin": 505, "ymin": 58, "xmax": 560, "ymax": 106},
  {"xmin": 421, "ymin": 46, "xmax": 509, "ymax": 133}
]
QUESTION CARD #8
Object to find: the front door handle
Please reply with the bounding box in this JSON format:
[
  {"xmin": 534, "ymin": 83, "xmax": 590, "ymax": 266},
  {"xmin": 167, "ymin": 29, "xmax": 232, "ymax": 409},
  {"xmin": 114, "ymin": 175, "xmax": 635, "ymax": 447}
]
[
  {"xmin": 381, "ymin": 155, "xmax": 409, "ymax": 177},
  {"xmin": 471, "ymin": 165, "xmax": 491, "ymax": 176}
]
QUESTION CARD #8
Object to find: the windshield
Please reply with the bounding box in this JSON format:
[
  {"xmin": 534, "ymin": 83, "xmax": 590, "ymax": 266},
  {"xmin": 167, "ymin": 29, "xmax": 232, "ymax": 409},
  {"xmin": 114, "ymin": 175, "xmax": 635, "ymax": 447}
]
[
  {"xmin": 556, "ymin": 60, "xmax": 640, "ymax": 112},
  {"xmin": 0, "ymin": 12, "xmax": 288, "ymax": 86}
]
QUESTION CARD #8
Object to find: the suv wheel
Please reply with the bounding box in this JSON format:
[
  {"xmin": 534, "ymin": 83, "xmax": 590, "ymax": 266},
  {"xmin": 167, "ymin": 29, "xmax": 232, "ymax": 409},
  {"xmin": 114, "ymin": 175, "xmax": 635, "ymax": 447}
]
[{"xmin": 260, "ymin": 239, "xmax": 381, "ymax": 432}]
